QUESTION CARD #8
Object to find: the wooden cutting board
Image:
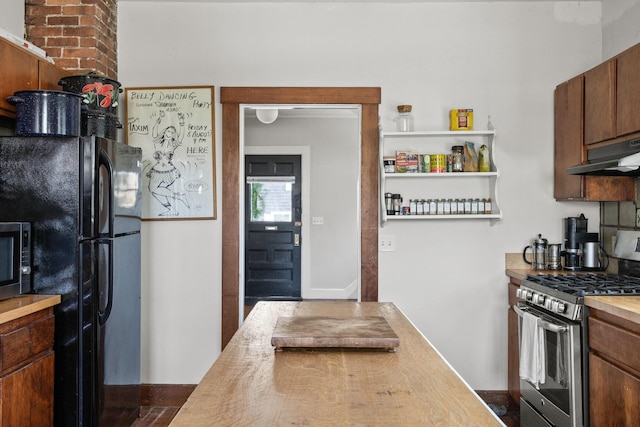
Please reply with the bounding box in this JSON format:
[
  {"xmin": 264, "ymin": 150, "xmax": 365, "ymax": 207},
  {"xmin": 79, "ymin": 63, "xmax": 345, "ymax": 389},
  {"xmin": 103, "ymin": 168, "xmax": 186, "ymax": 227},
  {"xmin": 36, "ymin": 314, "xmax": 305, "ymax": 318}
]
[{"xmin": 271, "ymin": 316, "xmax": 399, "ymax": 351}]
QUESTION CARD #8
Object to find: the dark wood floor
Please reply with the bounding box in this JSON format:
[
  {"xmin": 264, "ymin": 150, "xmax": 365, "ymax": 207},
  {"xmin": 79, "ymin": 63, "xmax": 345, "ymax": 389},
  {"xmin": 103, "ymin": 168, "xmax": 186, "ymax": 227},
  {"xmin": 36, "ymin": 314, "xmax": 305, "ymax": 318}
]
[
  {"xmin": 131, "ymin": 394, "xmax": 519, "ymax": 426},
  {"xmin": 131, "ymin": 406, "xmax": 181, "ymax": 427}
]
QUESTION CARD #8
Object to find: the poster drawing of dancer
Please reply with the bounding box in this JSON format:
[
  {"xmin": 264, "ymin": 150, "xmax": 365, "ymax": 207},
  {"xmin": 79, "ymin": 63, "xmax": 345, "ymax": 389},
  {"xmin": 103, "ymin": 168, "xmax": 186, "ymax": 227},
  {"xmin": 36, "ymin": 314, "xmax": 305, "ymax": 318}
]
[
  {"xmin": 125, "ymin": 86, "xmax": 216, "ymax": 220},
  {"xmin": 147, "ymin": 111, "xmax": 190, "ymax": 216}
]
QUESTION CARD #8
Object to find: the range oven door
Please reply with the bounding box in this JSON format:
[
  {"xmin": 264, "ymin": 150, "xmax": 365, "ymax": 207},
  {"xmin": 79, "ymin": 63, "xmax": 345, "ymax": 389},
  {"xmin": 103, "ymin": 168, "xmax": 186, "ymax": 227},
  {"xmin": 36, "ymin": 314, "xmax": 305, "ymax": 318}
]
[{"xmin": 514, "ymin": 303, "xmax": 584, "ymax": 427}]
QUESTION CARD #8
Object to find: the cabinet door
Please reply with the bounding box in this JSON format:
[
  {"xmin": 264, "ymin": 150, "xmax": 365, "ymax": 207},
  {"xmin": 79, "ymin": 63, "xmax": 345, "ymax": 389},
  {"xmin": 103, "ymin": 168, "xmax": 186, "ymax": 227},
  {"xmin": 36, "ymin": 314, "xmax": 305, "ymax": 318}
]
[
  {"xmin": 38, "ymin": 60, "xmax": 70, "ymax": 91},
  {"xmin": 554, "ymin": 77, "xmax": 585, "ymax": 200},
  {"xmin": 0, "ymin": 40, "xmax": 39, "ymax": 116},
  {"xmin": 0, "ymin": 352, "xmax": 54, "ymax": 427},
  {"xmin": 616, "ymin": 44, "xmax": 640, "ymax": 137},
  {"xmin": 584, "ymin": 60, "xmax": 616, "ymax": 145},
  {"xmin": 589, "ymin": 353, "xmax": 640, "ymax": 426}
]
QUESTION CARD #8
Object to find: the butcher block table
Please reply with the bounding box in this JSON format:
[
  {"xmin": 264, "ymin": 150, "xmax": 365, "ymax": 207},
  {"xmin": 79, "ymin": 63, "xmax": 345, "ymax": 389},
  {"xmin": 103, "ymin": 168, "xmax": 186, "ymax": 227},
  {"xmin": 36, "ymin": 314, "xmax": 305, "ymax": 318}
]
[{"xmin": 170, "ymin": 301, "xmax": 503, "ymax": 426}]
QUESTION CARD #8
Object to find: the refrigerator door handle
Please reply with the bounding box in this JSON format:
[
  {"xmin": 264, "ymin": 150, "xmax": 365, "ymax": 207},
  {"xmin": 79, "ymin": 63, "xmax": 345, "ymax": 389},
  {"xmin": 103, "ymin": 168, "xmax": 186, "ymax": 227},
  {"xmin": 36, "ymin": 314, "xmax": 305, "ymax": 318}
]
[
  {"xmin": 98, "ymin": 149, "xmax": 115, "ymax": 238},
  {"xmin": 97, "ymin": 238, "xmax": 114, "ymax": 326}
]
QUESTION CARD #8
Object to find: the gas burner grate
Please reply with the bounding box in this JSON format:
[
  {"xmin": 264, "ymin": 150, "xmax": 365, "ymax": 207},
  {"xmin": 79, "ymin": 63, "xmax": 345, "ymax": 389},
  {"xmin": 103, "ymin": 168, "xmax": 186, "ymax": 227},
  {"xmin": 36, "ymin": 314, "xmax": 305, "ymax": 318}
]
[{"xmin": 525, "ymin": 273, "xmax": 640, "ymax": 297}]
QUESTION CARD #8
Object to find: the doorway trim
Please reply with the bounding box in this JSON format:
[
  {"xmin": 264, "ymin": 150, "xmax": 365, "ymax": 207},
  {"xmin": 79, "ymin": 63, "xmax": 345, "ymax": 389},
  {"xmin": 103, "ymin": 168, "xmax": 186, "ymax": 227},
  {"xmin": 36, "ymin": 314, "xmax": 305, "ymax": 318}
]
[{"xmin": 220, "ymin": 87, "xmax": 381, "ymax": 348}]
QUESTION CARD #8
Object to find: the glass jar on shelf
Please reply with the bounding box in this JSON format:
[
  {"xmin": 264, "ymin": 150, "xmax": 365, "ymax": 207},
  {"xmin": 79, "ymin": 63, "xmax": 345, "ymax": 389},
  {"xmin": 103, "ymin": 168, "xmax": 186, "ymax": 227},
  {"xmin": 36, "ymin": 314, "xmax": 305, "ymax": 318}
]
[
  {"xmin": 452, "ymin": 146, "xmax": 464, "ymax": 172},
  {"xmin": 395, "ymin": 105, "xmax": 414, "ymax": 132}
]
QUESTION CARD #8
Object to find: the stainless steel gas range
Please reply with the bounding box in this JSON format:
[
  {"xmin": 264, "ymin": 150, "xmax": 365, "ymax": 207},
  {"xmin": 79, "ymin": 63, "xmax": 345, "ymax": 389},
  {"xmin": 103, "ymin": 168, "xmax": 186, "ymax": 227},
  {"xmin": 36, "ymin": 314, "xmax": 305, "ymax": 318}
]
[{"xmin": 514, "ymin": 230, "xmax": 640, "ymax": 427}]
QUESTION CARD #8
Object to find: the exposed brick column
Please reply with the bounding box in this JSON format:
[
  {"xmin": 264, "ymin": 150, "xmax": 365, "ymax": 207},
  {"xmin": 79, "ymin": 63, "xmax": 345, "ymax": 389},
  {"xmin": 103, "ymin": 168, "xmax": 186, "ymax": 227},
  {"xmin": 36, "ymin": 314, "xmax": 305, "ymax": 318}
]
[{"xmin": 24, "ymin": 0, "xmax": 118, "ymax": 79}]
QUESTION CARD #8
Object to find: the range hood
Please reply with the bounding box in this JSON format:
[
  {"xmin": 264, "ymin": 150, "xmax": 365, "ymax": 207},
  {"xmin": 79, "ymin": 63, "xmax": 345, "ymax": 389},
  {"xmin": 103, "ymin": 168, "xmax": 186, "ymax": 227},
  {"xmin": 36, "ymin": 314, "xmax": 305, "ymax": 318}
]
[{"xmin": 567, "ymin": 137, "xmax": 640, "ymax": 175}]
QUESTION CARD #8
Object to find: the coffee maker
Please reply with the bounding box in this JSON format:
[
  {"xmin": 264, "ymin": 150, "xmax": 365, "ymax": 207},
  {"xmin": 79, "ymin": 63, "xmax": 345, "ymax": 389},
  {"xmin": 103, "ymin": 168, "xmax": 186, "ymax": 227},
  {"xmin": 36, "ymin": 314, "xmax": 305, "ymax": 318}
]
[
  {"xmin": 563, "ymin": 214, "xmax": 599, "ymax": 270},
  {"xmin": 563, "ymin": 214, "xmax": 598, "ymax": 270}
]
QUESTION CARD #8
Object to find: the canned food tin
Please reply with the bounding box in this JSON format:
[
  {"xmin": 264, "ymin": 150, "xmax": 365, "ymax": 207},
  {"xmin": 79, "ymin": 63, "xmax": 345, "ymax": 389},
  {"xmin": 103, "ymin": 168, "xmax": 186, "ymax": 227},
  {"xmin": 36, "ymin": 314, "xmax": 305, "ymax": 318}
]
[
  {"xmin": 422, "ymin": 154, "xmax": 430, "ymax": 173},
  {"xmin": 430, "ymin": 154, "xmax": 446, "ymax": 173}
]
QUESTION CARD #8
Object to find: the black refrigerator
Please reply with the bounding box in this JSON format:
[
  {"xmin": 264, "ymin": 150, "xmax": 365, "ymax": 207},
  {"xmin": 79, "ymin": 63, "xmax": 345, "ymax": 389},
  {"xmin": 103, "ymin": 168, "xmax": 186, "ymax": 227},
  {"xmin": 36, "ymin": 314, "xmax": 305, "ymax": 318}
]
[{"xmin": 0, "ymin": 135, "xmax": 142, "ymax": 426}]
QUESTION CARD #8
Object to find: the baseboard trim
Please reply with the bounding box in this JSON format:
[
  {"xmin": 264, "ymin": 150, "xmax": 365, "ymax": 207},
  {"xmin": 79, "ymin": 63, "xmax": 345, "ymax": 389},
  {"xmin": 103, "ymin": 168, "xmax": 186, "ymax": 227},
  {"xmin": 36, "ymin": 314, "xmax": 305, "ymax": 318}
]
[{"xmin": 141, "ymin": 384, "xmax": 197, "ymax": 407}]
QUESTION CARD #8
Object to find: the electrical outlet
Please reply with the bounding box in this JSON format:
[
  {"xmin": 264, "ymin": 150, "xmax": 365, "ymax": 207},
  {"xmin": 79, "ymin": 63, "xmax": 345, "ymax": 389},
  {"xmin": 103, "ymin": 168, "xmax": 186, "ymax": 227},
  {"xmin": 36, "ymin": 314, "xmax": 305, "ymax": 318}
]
[
  {"xmin": 312, "ymin": 217, "xmax": 324, "ymax": 225},
  {"xmin": 379, "ymin": 235, "xmax": 396, "ymax": 252}
]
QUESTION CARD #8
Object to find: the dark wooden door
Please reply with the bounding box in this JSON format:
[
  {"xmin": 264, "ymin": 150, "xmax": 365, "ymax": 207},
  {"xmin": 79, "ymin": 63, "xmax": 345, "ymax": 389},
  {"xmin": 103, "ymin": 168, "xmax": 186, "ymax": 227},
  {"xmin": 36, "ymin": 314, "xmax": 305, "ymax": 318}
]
[{"xmin": 244, "ymin": 155, "xmax": 301, "ymax": 306}]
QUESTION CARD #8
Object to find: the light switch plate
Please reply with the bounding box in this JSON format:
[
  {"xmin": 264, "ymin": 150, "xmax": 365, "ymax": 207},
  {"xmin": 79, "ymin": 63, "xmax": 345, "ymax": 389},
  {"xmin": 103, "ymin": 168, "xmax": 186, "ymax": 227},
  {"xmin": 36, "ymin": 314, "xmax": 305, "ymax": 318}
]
[{"xmin": 379, "ymin": 235, "xmax": 396, "ymax": 251}]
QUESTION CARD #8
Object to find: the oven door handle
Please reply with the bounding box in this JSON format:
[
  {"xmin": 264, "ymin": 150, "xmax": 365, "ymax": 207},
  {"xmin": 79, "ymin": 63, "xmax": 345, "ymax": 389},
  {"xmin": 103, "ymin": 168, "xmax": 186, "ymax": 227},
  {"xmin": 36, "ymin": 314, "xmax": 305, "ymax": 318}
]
[{"xmin": 513, "ymin": 304, "xmax": 568, "ymax": 334}]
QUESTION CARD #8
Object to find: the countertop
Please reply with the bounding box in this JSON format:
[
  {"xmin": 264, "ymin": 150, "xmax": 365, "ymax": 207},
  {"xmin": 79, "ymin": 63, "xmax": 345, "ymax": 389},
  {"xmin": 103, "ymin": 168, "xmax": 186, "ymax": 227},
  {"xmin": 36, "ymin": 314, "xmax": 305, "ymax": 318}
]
[
  {"xmin": 0, "ymin": 294, "xmax": 61, "ymax": 325},
  {"xmin": 584, "ymin": 296, "xmax": 640, "ymax": 324},
  {"xmin": 170, "ymin": 301, "xmax": 504, "ymax": 427}
]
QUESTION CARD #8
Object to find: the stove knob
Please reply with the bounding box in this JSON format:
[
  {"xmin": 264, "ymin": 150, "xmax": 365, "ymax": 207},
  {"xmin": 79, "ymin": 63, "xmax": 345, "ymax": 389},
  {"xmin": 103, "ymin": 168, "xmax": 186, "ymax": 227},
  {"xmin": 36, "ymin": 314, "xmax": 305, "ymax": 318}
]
[
  {"xmin": 516, "ymin": 289, "xmax": 523, "ymax": 299},
  {"xmin": 545, "ymin": 299, "xmax": 553, "ymax": 310},
  {"xmin": 551, "ymin": 301, "xmax": 559, "ymax": 312},
  {"xmin": 526, "ymin": 290, "xmax": 533, "ymax": 300},
  {"xmin": 535, "ymin": 294, "xmax": 546, "ymax": 304},
  {"xmin": 556, "ymin": 302, "xmax": 566, "ymax": 314}
]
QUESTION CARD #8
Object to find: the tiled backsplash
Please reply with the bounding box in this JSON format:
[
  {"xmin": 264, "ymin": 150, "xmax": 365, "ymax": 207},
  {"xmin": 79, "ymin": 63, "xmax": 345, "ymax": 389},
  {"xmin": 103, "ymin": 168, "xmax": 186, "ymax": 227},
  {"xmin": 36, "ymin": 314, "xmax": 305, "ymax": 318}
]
[{"xmin": 601, "ymin": 184, "xmax": 640, "ymax": 259}]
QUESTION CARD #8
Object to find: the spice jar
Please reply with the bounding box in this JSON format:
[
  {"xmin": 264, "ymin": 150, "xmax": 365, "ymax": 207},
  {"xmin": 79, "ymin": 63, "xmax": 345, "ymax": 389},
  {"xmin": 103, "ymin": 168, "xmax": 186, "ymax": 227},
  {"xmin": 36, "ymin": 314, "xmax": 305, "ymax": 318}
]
[
  {"xmin": 484, "ymin": 198, "xmax": 492, "ymax": 214},
  {"xmin": 396, "ymin": 105, "xmax": 414, "ymax": 132},
  {"xmin": 452, "ymin": 145, "xmax": 464, "ymax": 172}
]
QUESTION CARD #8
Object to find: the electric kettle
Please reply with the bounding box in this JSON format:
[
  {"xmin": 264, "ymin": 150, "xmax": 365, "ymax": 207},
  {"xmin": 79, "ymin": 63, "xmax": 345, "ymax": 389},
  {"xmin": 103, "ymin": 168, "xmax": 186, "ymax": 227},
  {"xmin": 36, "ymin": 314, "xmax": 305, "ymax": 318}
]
[{"xmin": 523, "ymin": 234, "xmax": 549, "ymax": 271}]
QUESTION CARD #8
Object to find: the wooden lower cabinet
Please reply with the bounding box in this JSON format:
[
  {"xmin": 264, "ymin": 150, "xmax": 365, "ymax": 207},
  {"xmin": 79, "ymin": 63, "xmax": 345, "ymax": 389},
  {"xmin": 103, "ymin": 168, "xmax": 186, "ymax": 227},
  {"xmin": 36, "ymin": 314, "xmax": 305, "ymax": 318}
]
[
  {"xmin": 507, "ymin": 279, "xmax": 520, "ymax": 404},
  {"xmin": 589, "ymin": 353, "xmax": 640, "ymax": 426},
  {"xmin": 0, "ymin": 353, "xmax": 54, "ymax": 426},
  {"xmin": 588, "ymin": 308, "xmax": 640, "ymax": 426},
  {"xmin": 0, "ymin": 308, "xmax": 55, "ymax": 427}
]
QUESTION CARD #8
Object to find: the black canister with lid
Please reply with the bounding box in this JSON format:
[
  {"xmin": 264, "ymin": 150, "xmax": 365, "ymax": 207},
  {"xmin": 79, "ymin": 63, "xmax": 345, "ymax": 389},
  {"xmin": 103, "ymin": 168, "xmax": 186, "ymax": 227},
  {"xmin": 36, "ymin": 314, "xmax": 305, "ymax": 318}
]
[{"xmin": 385, "ymin": 193, "xmax": 394, "ymax": 215}]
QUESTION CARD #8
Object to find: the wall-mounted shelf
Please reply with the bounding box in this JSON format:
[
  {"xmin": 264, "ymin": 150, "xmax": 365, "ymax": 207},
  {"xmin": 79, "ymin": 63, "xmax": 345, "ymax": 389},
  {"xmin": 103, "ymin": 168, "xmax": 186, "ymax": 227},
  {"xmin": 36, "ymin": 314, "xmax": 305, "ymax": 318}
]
[{"xmin": 379, "ymin": 127, "xmax": 502, "ymax": 225}]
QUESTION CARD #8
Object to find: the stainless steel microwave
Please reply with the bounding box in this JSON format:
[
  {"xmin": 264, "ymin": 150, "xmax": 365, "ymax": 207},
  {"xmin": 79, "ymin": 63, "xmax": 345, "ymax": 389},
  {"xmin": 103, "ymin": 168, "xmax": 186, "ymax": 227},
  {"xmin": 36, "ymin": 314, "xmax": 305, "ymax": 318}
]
[{"xmin": 0, "ymin": 222, "xmax": 32, "ymax": 300}]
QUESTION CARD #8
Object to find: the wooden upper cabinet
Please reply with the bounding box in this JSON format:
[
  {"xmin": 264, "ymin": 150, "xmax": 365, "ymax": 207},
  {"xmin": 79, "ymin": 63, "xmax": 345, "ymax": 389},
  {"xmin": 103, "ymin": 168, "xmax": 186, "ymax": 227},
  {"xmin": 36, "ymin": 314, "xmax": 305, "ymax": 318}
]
[
  {"xmin": 0, "ymin": 38, "xmax": 69, "ymax": 118},
  {"xmin": 554, "ymin": 77, "xmax": 585, "ymax": 199},
  {"xmin": 617, "ymin": 44, "xmax": 640, "ymax": 137},
  {"xmin": 584, "ymin": 60, "xmax": 616, "ymax": 145},
  {"xmin": 0, "ymin": 39, "xmax": 39, "ymax": 117},
  {"xmin": 554, "ymin": 75, "xmax": 635, "ymax": 201},
  {"xmin": 38, "ymin": 60, "xmax": 70, "ymax": 91}
]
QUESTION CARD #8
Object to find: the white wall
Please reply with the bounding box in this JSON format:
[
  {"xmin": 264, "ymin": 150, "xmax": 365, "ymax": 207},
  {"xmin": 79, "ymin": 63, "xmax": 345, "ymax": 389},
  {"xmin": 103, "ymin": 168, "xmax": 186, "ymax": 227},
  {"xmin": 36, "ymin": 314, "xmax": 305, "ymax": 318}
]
[
  {"xmin": 116, "ymin": 1, "xmax": 611, "ymax": 389},
  {"xmin": 0, "ymin": 0, "xmax": 24, "ymax": 38},
  {"xmin": 603, "ymin": 0, "xmax": 640, "ymax": 57}
]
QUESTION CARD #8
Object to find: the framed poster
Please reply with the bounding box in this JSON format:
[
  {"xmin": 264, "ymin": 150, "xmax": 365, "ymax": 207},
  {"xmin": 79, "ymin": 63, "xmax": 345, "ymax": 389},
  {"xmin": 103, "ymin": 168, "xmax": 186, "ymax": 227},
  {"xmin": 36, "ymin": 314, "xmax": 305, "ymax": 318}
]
[{"xmin": 125, "ymin": 86, "xmax": 216, "ymax": 220}]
